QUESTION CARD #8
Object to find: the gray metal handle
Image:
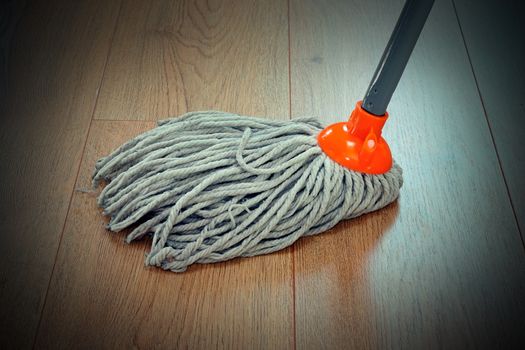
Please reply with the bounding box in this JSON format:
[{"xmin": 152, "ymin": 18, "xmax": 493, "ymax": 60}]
[{"xmin": 362, "ymin": 0, "xmax": 435, "ymax": 116}]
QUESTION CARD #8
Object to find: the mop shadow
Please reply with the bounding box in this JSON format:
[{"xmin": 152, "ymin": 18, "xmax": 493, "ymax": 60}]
[
  {"xmin": 294, "ymin": 200, "xmax": 400, "ymax": 274},
  {"xmin": 106, "ymin": 202, "xmax": 400, "ymax": 321}
]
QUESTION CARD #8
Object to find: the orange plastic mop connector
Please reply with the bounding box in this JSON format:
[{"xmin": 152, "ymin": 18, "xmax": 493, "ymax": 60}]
[{"xmin": 317, "ymin": 101, "xmax": 392, "ymax": 174}]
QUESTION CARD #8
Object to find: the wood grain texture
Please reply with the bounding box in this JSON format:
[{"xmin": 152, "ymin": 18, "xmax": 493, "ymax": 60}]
[
  {"xmin": 0, "ymin": 0, "xmax": 121, "ymax": 348},
  {"xmin": 454, "ymin": 0, "xmax": 525, "ymax": 234},
  {"xmin": 34, "ymin": 121, "xmax": 293, "ymax": 349},
  {"xmin": 94, "ymin": 0, "xmax": 289, "ymax": 120},
  {"xmin": 34, "ymin": 0, "xmax": 293, "ymax": 348},
  {"xmin": 290, "ymin": 0, "xmax": 525, "ymax": 348}
]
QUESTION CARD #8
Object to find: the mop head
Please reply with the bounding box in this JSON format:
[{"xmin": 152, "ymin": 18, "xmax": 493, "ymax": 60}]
[{"xmin": 93, "ymin": 111, "xmax": 403, "ymax": 272}]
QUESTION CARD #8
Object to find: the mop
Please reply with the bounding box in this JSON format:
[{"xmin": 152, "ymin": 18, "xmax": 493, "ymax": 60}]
[{"xmin": 93, "ymin": 0, "xmax": 434, "ymax": 272}]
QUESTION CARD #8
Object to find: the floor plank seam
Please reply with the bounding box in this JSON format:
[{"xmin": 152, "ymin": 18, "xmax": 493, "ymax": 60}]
[
  {"xmin": 291, "ymin": 246, "xmax": 297, "ymax": 350},
  {"xmin": 93, "ymin": 118, "xmax": 161, "ymax": 122},
  {"xmin": 30, "ymin": 1, "xmax": 125, "ymax": 347},
  {"xmin": 451, "ymin": 0, "xmax": 524, "ymax": 250},
  {"xmin": 287, "ymin": 0, "xmax": 293, "ymax": 122},
  {"xmin": 287, "ymin": 1, "xmax": 297, "ymax": 349}
]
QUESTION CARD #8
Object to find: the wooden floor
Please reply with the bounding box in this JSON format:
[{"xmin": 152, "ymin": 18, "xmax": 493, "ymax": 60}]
[{"xmin": 1, "ymin": 0, "xmax": 524, "ymax": 348}]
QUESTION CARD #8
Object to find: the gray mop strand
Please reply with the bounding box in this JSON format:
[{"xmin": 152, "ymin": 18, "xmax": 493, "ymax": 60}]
[{"xmin": 92, "ymin": 111, "xmax": 403, "ymax": 272}]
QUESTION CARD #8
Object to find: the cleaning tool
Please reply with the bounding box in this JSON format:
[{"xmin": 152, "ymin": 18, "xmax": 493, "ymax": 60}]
[{"xmin": 93, "ymin": 0, "xmax": 434, "ymax": 272}]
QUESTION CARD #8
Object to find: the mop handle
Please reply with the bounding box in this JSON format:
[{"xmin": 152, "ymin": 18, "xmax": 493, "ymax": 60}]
[{"xmin": 362, "ymin": 0, "xmax": 435, "ymax": 116}]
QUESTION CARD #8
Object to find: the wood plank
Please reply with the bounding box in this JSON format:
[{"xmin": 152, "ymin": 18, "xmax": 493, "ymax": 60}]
[
  {"xmin": 0, "ymin": 0, "xmax": 26, "ymax": 99},
  {"xmin": 94, "ymin": 0, "xmax": 289, "ymax": 120},
  {"xmin": 34, "ymin": 121, "xmax": 293, "ymax": 349},
  {"xmin": 35, "ymin": 0, "xmax": 293, "ymax": 348},
  {"xmin": 0, "ymin": 0, "xmax": 121, "ymax": 348},
  {"xmin": 453, "ymin": 0, "xmax": 525, "ymax": 234},
  {"xmin": 290, "ymin": 0, "xmax": 525, "ymax": 348}
]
